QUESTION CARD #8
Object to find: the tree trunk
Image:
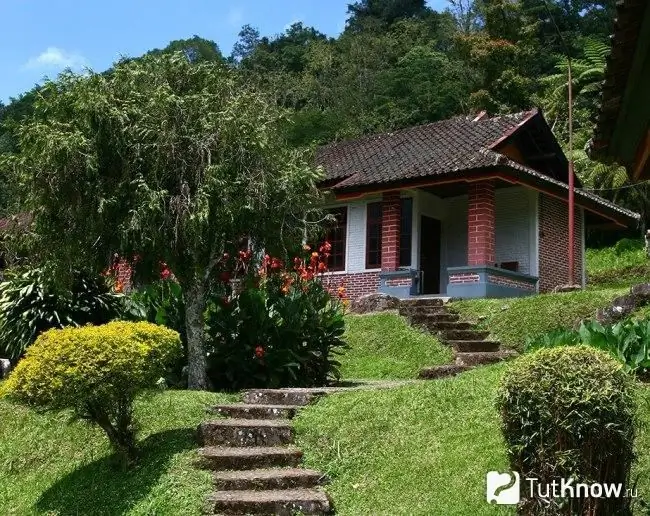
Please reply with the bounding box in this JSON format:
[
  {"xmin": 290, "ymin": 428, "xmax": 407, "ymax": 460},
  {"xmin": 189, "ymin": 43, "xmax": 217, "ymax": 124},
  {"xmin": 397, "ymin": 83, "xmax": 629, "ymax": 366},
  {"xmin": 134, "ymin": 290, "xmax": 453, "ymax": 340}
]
[{"xmin": 185, "ymin": 276, "xmax": 210, "ymax": 390}]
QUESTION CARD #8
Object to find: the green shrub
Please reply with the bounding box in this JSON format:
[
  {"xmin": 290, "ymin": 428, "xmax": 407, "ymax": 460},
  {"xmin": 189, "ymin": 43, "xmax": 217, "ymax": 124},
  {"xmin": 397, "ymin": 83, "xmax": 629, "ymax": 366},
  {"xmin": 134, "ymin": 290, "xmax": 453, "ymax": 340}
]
[
  {"xmin": 206, "ymin": 268, "xmax": 347, "ymax": 390},
  {"xmin": 526, "ymin": 319, "xmax": 650, "ymax": 374},
  {"xmin": 498, "ymin": 346, "xmax": 637, "ymax": 514},
  {"xmin": 0, "ymin": 321, "xmax": 181, "ymax": 466},
  {"xmin": 0, "ymin": 267, "xmax": 125, "ymax": 361}
]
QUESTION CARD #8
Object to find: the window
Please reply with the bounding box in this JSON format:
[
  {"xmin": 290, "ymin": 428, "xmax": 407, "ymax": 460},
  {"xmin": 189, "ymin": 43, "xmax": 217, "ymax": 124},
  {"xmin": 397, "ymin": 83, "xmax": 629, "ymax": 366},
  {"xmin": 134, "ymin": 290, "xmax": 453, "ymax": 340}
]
[
  {"xmin": 366, "ymin": 202, "xmax": 382, "ymax": 269},
  {"xmin": 325, "ymin": 207, "xmax": 347, "ymax": 271},
  {"xmin": 399, "ymin": 198, "xmax": 413, "ymax": 267}
]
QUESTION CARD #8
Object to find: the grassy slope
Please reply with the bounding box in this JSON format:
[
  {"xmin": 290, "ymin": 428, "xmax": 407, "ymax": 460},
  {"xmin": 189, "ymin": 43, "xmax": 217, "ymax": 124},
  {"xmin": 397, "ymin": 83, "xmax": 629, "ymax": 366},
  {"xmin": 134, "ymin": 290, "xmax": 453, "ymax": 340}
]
[
  {"xmin": 585, "ymin": 242, "xmax": 650, "ymax": 289},
  {"xmin": 295, "ymin": 365, "xmax": 650, "ymax": 516},
  {"xmin": 339, "ymin": 313, "xmax": 453, "ymax": 379},
  {"xmin": 452, "ymin": 288, "xmax": 624, "ymax": 352},
  {"xmin": 0, "ymin": 389, "xmax": 234, "ymax": 516}
]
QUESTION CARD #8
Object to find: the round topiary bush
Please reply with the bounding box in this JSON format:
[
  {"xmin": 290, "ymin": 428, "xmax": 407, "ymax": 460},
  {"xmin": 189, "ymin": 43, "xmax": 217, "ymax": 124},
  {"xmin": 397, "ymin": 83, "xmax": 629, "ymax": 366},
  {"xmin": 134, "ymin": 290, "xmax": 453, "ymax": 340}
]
[
  {"xmin": 497, "ymin": 345, "xmax": 637, "ymax": 515},
  {"xmin": 0, "ymin": 321, "xmax": 181, "ymax": 466}
]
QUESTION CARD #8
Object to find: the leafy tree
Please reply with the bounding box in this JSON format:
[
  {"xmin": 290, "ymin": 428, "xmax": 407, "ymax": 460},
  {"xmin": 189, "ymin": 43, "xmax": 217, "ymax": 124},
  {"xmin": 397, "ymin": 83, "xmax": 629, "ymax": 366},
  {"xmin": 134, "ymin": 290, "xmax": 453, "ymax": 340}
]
[
  {"xmin": 147, "ymin": 35, "xmax": 224, "ymax": 63},
  {"xmin": 1, "ymin": 53, "xmax": 323, "ymax": 389},
  {"xmin": 346, "ymin": 0, "xmax": 430, "ymax": 31},
  {"xmin": 231, "ymin": 24, "xmax": 261, "ymax": 62}
]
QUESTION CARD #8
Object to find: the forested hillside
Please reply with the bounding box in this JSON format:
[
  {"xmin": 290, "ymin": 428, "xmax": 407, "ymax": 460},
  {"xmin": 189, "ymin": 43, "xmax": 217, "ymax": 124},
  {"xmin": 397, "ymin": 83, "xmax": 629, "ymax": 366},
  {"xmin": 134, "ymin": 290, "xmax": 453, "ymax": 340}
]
[{"xmin": 1, "ymin": 0, "xmax": 646, "ymax": 225}]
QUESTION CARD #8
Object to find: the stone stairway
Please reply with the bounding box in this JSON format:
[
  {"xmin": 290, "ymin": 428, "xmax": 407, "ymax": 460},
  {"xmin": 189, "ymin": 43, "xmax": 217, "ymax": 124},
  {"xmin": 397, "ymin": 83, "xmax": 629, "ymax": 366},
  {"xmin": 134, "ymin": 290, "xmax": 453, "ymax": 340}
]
[
  {"xmin": 398, "ymin": 298, "xmax": 516, "ymax": 379},
  {"xmin": 196, "ymin": 388, "xmax": 333, "ymax": 515}
]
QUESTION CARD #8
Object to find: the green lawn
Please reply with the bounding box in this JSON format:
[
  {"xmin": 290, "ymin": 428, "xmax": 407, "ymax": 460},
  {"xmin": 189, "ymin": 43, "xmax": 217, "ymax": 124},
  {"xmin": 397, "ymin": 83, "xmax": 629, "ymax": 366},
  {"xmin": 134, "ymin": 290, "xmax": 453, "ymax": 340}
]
[
  {"xmin": 451, "ymin": 288, "xmax": 625, "ymax": 352},
  {"xmin": 586, "ymin": 242, "xmax": 650, "ymax": 289},
  {"xmin": 0, "ymin": 389, "xmax": 235, "ymax": 516},
  {"xmin": 295, "ymin": 364, "xmax": 650, "ymax": 516},
  {"xmin": 340, "ymin": 312, "xmax": 453, "ymax": 379}
]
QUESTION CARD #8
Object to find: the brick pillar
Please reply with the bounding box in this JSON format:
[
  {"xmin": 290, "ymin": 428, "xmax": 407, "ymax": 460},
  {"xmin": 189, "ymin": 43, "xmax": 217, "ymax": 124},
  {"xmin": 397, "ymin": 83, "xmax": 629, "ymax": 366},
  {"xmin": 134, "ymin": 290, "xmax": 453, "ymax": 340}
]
[
  {"xmin": 467, "ymin": 181, "xmax": 496, "ymax": 266},
  {"xmin": 381, "ymin": 191, "xmax": 401, "ymax": 271}
]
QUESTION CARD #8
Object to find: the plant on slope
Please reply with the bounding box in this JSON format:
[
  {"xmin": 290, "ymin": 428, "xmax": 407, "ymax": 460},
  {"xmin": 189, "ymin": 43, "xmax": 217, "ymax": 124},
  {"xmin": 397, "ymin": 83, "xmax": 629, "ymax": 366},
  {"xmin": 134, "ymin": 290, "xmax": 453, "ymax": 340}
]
[
  {"xmin": 0, "ymin": 321, "xmax": 181, "ymax": 466},
  {"xmin": 0, "ymin": 267, "xmax": 125, "ymax": 361},
  {"xmin": 526, "ymin": 319, "xmax": 650, "ymax": 375},
  {"xmin": 498, "ymin": 346, "xmax": 636, "ymax": 515}
]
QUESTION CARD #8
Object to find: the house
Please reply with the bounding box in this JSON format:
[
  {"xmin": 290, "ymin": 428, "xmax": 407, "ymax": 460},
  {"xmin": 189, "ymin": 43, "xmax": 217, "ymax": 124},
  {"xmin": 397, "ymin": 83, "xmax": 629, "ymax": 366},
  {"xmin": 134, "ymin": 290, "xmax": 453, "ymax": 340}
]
[
  {"xmin": 590, "ymin": 0, "xmax": 650, "ymax": 180},
  {"xmin": 316, "ymin": 109, "xmax": 639, "ymax": 300}
]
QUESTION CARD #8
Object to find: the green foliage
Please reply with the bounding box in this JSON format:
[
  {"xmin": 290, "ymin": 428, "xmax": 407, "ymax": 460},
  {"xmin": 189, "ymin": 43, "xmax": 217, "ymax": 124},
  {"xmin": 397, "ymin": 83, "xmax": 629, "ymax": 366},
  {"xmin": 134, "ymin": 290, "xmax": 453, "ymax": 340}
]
[
  {"xmin": 0, "ymin": 267, "xmax": 125, "ymax": 361},
  {"xmin": 526, "ymin": 319, "xmax": 650, "ymax": 374},
  {"xmin": 498, "ymin": 346, "xmax": 636, "ymax": 514},
  {"xmin": 205, "ymin": 275, "xmax": 346, "ymax": 390},
  {"xmin": 1, "ymin": 322, "xmax": 182, "ymax": 465},
  {"xmin": 127, "ymin": 279, "xmax": 185, "ymax": 344}
]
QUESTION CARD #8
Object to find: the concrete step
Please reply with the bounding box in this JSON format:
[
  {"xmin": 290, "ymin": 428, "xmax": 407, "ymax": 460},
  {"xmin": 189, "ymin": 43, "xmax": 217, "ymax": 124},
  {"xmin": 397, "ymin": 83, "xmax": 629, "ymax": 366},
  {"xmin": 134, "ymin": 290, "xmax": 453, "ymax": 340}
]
[
  {"xmin": 455, "ymin": 350, "xmax": 517, "ymax": 367},
  {"xmin": 213, "ymin": 468, "xmax": 325, "ymax": 491},
  {"xmin": 243, "ymin": 389, "xmax": 324, "ymax": 407},
  {"xmin": 424, "ymin": 321, "xmax": 473, "ymax": 332},
  {"xmin": 440, "ymin": 329, "xmax": 490, "ymax": 341},
  {"xmin": 398, "ymin": 306, "xmax": 448, "ymax": 317},
  {"xmin": 409, "ymin": 313, "xmax": 460, "ymax": 325},
  {"xmin": 197, "ymin": 446, "xmax": 303, "ymax": 471},
  {"xmin": 449, "ymin": 340, "xmax": 501, "ymax": 353},
  {"xmin": 418, "ymin": 364, "xmax": 473, "ymax": 379},
  {"xmin": 400, "ymin": 298, "xmax": 444, "ymax": 307},
  {"xmin": 209, "ymin": 403, "xmax": 302, "ymax": 420},
  {"xmin": 203, "ymin": 488, "xmax": 331, "ymax": 515},
  {"xmin": 198, "ymin": 419, "xmax": 293, "ymax": 447}
]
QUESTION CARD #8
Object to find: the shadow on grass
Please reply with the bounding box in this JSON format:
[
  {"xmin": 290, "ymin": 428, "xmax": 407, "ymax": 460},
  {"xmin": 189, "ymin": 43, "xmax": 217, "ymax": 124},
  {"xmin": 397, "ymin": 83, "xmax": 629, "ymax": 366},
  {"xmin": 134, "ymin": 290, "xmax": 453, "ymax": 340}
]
[{"xmin": 37, "ymin": 428, "xmax": 196, "ymax": 516}]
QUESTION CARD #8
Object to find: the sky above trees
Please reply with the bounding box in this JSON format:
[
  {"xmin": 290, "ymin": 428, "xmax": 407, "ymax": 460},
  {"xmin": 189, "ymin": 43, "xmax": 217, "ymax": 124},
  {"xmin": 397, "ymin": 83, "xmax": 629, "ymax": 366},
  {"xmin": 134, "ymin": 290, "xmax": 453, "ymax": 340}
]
[{"xmin": 0, "ymin": 0, "xmax": 445, "ymax": 102}]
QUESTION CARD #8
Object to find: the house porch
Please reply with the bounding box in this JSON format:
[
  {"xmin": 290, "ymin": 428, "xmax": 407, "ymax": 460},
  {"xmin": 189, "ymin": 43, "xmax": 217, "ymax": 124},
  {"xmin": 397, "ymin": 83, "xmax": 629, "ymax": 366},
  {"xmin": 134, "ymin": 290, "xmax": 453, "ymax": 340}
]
[{"xmin": 323, "ymin": 180, "xmax": 586, "ymax": 300}]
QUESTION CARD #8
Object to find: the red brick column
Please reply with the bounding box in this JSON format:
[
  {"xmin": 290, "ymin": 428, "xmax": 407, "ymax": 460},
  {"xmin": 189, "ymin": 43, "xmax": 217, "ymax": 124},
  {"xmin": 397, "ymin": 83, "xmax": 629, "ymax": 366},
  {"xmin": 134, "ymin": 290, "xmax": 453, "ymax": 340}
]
[
  {"xmin": 468, "ymin": 181, "xmax": 496, "ymax": 266},
  {"xmin": 381, "ymin": 191, "xmax": 401, "ymax": 271}
]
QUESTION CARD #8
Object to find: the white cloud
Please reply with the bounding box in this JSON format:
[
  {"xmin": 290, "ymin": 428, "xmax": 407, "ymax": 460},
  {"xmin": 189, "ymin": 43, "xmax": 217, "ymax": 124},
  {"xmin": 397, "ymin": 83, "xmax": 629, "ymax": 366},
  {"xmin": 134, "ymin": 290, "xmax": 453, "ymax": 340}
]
[
  {"xmin": 22, "ymin": 47, "xmax": 87, "ymax": 71},
  {"xmin": 227, "ymin": 6, "xmax": 243, "ymax": 28}
]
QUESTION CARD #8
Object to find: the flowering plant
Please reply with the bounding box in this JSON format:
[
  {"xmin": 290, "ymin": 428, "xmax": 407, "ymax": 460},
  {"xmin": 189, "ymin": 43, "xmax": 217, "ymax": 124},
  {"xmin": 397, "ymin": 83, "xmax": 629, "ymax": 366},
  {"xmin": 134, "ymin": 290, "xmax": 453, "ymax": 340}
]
[{"xmin": 205, "ymin": 242, "xmax": 348, "ymax": 389}]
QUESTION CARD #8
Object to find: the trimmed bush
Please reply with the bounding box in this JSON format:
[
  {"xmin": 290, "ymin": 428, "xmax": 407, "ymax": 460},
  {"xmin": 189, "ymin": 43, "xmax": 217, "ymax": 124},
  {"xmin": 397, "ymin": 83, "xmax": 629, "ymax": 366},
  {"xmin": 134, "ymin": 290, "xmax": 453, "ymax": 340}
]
[
  {"xmin": 0, "ymin": 321, "xmax": 181, "ymax": 466},
  {"xmin": 497, "ymin": 346, "xmax": 637, "ymax": 515},
  {"xmin": 0, "ymin": 267, "xmax": 125, "ymax": 361}
]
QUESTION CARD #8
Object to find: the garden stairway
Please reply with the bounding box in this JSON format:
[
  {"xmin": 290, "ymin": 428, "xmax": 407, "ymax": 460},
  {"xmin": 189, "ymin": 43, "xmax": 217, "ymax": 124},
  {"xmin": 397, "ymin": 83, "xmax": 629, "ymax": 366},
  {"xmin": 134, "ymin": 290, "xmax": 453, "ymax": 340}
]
[
  {"xmin": 196, "ymin": 388, "xmax": 333, "ymax": 515},
  {"xmin": 398, "ymin": 298, "xmax": 517, "ymax": 379}
]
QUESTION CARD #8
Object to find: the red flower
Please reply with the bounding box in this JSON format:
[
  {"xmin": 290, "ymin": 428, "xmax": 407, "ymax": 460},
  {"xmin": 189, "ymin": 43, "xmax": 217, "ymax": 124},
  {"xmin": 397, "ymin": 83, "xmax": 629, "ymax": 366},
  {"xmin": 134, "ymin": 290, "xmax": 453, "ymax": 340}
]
[
  {"xmin": 255, "ymin": 346, "xmax": 265, "ymax": 358},
  {"xmin": 270, "ymin": 257, "xmax": 283, "ymax": 271},
  {"xmin": 318, "ymin": 262, "xmax": 327, "ymax": 272},
  {"xmin": 161, "ymin": 268, "xmax": 171, "ymax": 280}
]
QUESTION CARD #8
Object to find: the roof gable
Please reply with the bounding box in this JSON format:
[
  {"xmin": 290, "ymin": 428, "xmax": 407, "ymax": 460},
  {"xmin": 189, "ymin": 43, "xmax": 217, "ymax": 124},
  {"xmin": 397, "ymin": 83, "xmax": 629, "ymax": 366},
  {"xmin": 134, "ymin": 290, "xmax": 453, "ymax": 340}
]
[{"xmin": 316, "ymin": 110, "xmax": 544, "ymax": 189}]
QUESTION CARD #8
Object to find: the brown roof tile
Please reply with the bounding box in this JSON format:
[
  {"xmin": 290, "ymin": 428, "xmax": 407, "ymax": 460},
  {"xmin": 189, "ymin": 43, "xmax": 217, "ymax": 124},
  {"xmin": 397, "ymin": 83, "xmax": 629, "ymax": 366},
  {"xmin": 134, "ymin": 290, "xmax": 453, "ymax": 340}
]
[{"xmin": 316, "ymin": 110, "xmax": 537, "ymax": 188}]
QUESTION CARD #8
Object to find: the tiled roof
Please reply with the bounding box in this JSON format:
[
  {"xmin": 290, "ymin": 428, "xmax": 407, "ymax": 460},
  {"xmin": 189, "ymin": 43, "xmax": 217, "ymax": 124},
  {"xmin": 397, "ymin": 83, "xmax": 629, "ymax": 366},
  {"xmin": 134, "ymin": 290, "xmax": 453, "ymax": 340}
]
[
  {"xmin": 316, "ymin": 110, "xmax": 640, "ymax": 225},
  {"xmin": 316, "ymin": 110, "xmax": 537, "ymax": 187}
]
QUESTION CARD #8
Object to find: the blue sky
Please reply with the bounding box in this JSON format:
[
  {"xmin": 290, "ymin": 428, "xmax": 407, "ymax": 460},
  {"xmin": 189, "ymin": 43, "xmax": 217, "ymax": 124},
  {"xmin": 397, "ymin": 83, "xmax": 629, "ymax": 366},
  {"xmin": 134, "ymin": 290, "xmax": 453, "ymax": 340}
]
[{"xmin": 0, "ymin": 0, "xmax": 446, "ymax": 104}]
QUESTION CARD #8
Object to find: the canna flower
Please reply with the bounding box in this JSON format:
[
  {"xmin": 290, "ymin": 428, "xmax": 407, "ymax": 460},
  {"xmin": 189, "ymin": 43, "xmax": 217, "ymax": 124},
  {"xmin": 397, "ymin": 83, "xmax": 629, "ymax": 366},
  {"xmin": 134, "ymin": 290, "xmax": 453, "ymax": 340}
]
[
  {"xmin": 255, "ymin": 346, "xmax": 265, "ymax": 358},
  {"xmin": 114, "ymin": 280, "xmax": 124, "ymax": 293}
]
